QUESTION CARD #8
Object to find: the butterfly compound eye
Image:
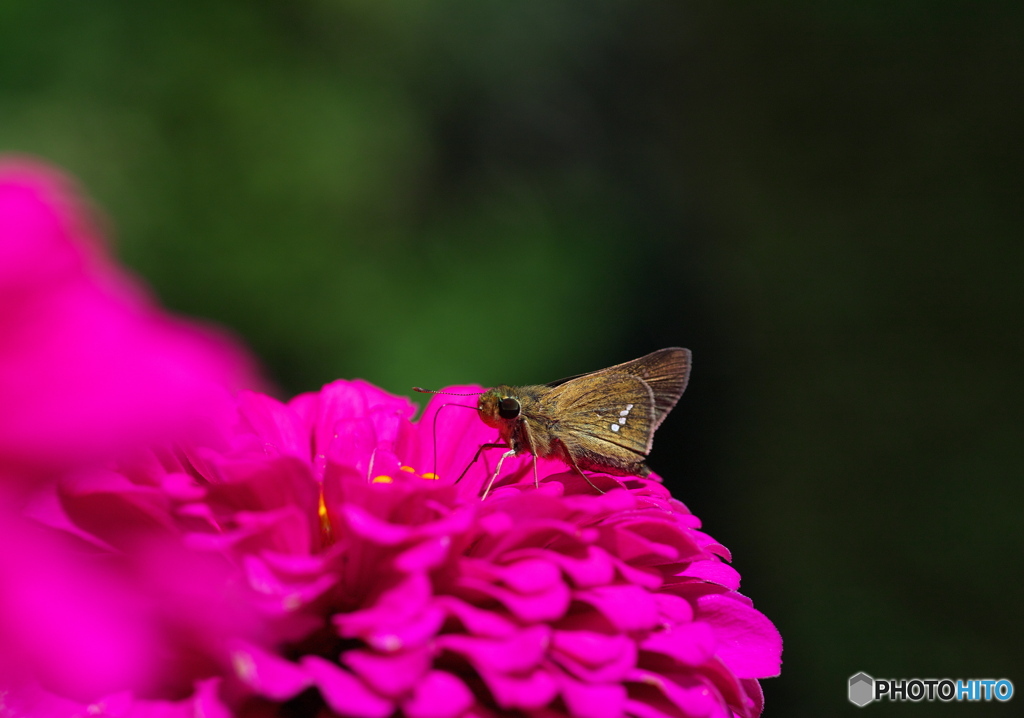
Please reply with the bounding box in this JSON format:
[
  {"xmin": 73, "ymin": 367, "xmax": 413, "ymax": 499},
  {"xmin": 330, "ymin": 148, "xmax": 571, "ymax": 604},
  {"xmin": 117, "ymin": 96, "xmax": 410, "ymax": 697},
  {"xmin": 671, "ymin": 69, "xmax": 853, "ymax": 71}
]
[{"xmin": 498, "ymin": 397, "xmax": 521, "ymax": 420}]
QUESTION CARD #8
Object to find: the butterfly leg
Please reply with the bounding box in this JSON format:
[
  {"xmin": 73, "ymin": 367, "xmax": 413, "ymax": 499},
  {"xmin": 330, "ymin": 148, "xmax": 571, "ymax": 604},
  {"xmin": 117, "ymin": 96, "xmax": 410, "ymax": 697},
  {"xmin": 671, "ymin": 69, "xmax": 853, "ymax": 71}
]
[
  {"xmin": 565, "ymin": 453, "xmax": 607, "ymax": 495},
  {"xmin": 481, "ymin": 448, "xmax": 517, "ymax": 500},
  {"xmin": 532, "ymin": 453, "xmax": 539, "ymax": 490},
  {"xmin": 456, "ymin": 442, "xmax": 510, "ymax": 484}
]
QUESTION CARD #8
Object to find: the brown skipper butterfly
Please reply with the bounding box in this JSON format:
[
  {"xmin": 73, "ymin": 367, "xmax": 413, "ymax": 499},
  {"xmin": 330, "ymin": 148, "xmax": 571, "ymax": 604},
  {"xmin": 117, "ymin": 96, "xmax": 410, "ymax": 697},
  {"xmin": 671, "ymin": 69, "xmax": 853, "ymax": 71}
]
[{"xmin": 416, "ymin": 347, "xmax": 691, "ymax": 497}]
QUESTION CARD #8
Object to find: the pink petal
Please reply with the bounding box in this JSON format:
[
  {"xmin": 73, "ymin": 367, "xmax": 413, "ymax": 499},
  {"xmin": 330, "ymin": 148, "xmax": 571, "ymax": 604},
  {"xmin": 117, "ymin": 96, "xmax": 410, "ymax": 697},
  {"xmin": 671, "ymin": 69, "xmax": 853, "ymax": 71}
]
[
  {"xmin": 235, "ymin": 391, "xmax": 310, "ymax": 460},
  {"xmin": 245, "ymin": 552, "xmax": 337, "ymax": 610},
  {"xmin": 340, "ymin": 503, "xmax": 416, "ymax": 545},
  {"xmin": 335, "ymin": 572, "xmax": 432, "ymax": 638},
  {"xmin": 437, "ymin": 596, "xmax": 519, "ymax": 638},
  {"xmin": 494, "ymin": 557, "xmax": 562, "ymax": 593},
  {"xmin": 395, "ymin": 535, "xmax": 454, "ymax": 572},
  {"xmin": 575, "ymin": 584, "xmax": 659, "ymax": 632},
  {"xmin": 121, "ymin": 678, "xmax": 233, "ymax": 718},
  {"xmin": 551, "ymin": 630, "xmax": 637, "ymax": 683},
  {"xmin": 676, "ymin": 560, "xmax": 742, "ymax": 591},
  {"xmin": 309, "ymin": 379, "xmax": 417, "ymax": 464},
  {"xmin": 365, "ymin": 604, "xmax": 448, "ymax": 652},
  {"xmin": 439, "ymin": 625, "xmax": 551, "ymax": 673},
  {"xmin": 302, "ymin": 656, "xmax": 394, "ymax": 718},
  {"xmin": 501, "ymin": 546, "xmax": 616, "ymax": 588},
  {"xmin": 229, "ymin": 642, "xmax": 311, "ymax": 700},
  {"xmin": 626, "ymin": 671, "xmax": 729, "ymax": 718},
  {"xmin": 607, "ymin": 553, "xmax": 664, "ymax": 590},
  {"xmin": 653, "ymin": 593, "xmax": 694, "ymax": 624},
  {"xmin": 456, "ymin": 575, "xmax": 570, "ymax": 623},
  {"xmin": 641, "ymin": 621, "xmax": 717, "ymax": 666},
  {"xmin": 402, "ymin": 670, "xmax": 476, "ymax": 718},
  {"xmin": 0, "ymin": 515, "xmax": 157, "ymax": 699},
  {"xmin": 552, "ymin": 630, "xmax": 636, "ymax": 670},
  {"xmin": 478, "ymin": 667, "xmax": 558, "ymax": 710},
  {"xmin": 738, "ymin": 678, "xmax": 765, "ymax": 718},
  {"xmin": 342, "ymin": 647, "xmax": 430, "ymax": 697},
  {"xmin": 695, "ymin": 594, "xmax": 783, "ymax": 679},
  {"xmin": 556, "ymin": 674, "xmax": 627, "ymax": 718}
]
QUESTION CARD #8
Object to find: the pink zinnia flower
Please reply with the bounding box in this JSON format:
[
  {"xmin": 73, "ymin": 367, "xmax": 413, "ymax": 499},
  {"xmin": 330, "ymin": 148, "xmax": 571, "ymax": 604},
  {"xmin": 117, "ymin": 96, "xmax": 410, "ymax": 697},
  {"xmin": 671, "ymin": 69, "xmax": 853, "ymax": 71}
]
[
  {"xmin": 0, "ymin": 158, "xmax": 260, "ymax": 698},
  {"xmin": 0, "ymin": 158, "xmax": 259, "ymax": 478},
  {"xmin": 0, "ymin": 157, "xmax": 780, "ymax": 716},
  {"xmin": 25, "ymin": 379, "xmax": 781, "ymax": 717}
]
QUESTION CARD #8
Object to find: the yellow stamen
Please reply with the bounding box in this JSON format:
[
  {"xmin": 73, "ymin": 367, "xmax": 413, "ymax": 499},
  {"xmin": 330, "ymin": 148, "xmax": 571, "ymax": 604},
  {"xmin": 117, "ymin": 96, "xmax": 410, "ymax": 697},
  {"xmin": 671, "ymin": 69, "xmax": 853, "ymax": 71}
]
[
  {"xmin": 421, "ymin": 472, "xmax": 440, "ymax": 480},
  {"xmin": 318, "ymin": 489, "xmax": 333, "ymax": 545},
  {"xmin": 399, "ymin": 465, "xmax": 416, "ymax": 473},
  {"xmin": 372, "ymin": 475, "xmax": 394, "ymax": 484}
]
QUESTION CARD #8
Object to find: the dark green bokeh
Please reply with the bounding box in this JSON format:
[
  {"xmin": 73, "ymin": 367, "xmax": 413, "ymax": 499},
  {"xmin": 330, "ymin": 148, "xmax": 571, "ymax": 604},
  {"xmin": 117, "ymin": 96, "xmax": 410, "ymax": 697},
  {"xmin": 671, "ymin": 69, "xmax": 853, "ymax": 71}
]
[{"xmin": 3, "ymin": 2, "xmax": 1021, "ymax": 715}]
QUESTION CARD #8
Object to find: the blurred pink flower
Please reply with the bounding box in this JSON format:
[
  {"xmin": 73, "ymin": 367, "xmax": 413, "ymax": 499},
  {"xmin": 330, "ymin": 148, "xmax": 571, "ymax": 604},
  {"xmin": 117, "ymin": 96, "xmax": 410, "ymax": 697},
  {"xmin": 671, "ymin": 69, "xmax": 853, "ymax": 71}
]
[
  {"xmin": 29, "ymin": 379, "xmax": 781, "ymax": 717},
  {"xmin": 0, "ymin": 157, "xmax": 262, "ymax": 700},
  {"xmin": 0, "ymin": 158, "xmax": 259, "ymax": 477}
]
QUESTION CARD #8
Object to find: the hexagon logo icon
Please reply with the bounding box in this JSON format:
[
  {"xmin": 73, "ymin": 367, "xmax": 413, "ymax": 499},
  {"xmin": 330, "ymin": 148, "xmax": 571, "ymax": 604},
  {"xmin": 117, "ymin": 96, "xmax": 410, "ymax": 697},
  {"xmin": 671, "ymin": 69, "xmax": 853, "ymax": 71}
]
[{"xmin": 849, "ymin": 672, "xmax": 874, "ymax": 707}]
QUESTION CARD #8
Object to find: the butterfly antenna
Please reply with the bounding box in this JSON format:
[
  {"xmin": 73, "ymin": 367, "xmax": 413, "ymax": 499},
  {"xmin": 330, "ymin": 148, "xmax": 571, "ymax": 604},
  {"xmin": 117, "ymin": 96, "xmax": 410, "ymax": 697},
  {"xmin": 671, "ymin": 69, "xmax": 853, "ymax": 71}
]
[
  {"xmin": 426, "ymin": 402, "xmax": 482, "ymax": 480},
  {"xmin": 413, "ymin": 387, "xmax": 485, "ymax": 396}
]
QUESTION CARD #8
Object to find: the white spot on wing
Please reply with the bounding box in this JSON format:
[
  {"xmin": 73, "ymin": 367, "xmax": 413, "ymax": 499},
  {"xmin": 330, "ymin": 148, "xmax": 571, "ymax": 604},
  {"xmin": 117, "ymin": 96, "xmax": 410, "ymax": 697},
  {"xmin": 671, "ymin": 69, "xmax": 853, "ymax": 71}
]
[
  {"xmin": 610, "ymin": 423, "xmax": 620, "ymax": 432},
  {"xmin": 618, "ymin": 417, "xmax": 626, "ymax": 425}
]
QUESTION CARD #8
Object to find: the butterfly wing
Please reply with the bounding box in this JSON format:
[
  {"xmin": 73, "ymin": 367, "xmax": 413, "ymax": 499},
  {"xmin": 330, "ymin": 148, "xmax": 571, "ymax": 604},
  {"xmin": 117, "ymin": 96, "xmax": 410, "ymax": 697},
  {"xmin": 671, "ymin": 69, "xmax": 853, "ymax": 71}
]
[
  {"xmin": 539, "ymin": 372, "xmax": 657, "ymax": 473},
  {"xmin": 547, "ymin": 347, "xmax": 690, "ymax": 432},
  {"xmin": 613, "ymin": 347, "xmax": 690, "ymax": 430}
]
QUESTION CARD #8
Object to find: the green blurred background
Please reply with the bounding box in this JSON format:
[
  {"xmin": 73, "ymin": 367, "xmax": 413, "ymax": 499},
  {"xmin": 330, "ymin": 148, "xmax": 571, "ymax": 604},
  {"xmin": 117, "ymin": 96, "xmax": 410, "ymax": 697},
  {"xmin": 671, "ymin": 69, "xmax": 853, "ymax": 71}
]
[{"xmin": 2, "ymin": 1, "xmax": 1021, "ymax": 714}]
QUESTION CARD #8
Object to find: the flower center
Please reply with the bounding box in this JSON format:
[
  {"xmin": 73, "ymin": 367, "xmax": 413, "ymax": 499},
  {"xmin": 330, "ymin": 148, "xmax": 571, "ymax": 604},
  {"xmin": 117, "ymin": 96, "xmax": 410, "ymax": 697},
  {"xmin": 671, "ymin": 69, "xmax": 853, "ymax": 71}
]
[{"xmin": 370, "ymin": 465, "xmax": 440, "ymax": 484}]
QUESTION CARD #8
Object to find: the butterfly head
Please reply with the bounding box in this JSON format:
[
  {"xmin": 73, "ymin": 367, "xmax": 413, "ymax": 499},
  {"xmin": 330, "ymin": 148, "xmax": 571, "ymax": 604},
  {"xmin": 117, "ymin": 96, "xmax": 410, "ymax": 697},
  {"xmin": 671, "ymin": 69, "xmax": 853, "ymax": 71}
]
[{"xmin": 478, "ymin": 387, "xmax": 522, "ymax": 429}]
